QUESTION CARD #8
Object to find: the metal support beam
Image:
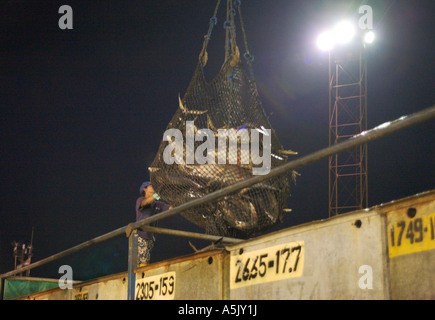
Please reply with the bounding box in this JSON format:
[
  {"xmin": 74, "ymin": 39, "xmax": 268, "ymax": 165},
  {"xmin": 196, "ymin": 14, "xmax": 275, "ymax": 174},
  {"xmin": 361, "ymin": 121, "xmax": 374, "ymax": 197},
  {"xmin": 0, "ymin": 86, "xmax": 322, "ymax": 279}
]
[{"xmin": 127, "ymin": 230, "xmax": 138, "ymax": 300}]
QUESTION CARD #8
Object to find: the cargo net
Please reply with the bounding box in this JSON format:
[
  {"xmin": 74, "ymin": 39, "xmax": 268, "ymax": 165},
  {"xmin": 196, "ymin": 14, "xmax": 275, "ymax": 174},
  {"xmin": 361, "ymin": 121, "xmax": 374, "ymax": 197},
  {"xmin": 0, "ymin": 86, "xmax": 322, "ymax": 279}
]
[{"xmin": 149, "ymin": 1, "xmax": 295, "ymax": 238}]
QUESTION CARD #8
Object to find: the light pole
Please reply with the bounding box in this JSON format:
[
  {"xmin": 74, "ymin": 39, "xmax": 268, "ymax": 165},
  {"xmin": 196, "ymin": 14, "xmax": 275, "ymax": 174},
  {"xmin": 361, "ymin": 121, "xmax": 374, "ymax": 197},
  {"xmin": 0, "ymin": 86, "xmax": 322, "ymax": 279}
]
[{"xmin": 317, "ymin": 22, "xmax": 374, "ymax": 217}]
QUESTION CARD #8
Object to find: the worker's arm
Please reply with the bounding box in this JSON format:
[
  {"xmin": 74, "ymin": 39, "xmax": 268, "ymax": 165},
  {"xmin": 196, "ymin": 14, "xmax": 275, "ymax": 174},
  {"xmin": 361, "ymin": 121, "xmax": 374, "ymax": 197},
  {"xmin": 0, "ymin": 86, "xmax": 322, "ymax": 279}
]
[
  {"xmin": 155, "ymin": 200, "xmax": 173, "ymax": 211},
  {"xmin": 139, "ymin": 196, "xmax": 155, "ymax": 208}
]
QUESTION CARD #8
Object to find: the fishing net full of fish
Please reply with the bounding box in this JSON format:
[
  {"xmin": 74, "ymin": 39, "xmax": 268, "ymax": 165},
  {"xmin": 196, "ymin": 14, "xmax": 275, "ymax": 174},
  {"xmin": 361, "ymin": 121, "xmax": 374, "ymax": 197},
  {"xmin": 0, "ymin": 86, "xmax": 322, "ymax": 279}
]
[{"xmin": 149, "ymin": 1, "xmax": 296, "ymax": 238}]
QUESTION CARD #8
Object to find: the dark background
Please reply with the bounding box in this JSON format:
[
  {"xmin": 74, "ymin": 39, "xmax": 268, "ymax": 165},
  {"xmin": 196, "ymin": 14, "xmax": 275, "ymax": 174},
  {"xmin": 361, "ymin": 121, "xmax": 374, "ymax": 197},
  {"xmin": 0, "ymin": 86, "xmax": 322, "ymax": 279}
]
[{"xmin": 1, "ymin": 0, "xmax": 434, "ymax": 280}]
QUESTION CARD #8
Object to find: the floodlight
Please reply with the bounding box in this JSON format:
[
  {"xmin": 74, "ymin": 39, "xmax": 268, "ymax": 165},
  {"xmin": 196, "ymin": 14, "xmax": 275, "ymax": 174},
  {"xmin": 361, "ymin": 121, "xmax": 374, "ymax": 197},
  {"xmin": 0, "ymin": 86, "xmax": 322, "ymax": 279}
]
[
  {"xmin": 364, "ymin": 31, "xmax": 375, "ymax": 44},
  {"xmin": 333, "ymin": 21, "xmax": 355, "ymax": 44},
  {"xmin": 317, "ymin": 31, "xmax": 334, "ymax": 52}
]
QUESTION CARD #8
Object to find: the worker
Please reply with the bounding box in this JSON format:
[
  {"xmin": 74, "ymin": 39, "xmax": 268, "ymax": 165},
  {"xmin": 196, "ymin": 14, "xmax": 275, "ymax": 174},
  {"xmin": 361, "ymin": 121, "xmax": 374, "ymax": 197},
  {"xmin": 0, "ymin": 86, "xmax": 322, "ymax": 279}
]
[{"xmin": 135, "ymin": 181, "xmax": 172, "ymax": 266}]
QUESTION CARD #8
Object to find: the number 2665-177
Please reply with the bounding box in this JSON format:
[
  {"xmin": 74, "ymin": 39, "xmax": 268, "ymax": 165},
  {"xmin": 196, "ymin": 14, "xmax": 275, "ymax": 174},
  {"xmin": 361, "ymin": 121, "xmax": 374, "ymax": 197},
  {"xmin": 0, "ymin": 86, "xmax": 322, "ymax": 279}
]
[
  {"xmin": 235, "ymin": 246, "xmax": 302, "ymax": 283},
  {"xmin": 231, "ymin": 241, "xmax": 304, "ymax": 289}
]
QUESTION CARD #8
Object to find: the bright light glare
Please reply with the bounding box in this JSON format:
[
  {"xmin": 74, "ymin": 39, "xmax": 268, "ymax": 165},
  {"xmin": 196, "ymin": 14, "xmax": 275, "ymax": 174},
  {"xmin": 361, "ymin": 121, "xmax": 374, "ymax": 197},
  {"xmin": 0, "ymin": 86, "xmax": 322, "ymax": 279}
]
[
  {"xmin": 317, "ymin": 21, "xmax": 357, "ymax": 51},
  {"xmin": 333, "ymin": 21, "xmax": 355, "ymax": 44},
  {"xmin": 364, "ymin": 31, "xmax": 375, "ymax": 44},
  {"xmin": 317, "ymin": 31, "xmax": 334, "ymax": 52}
]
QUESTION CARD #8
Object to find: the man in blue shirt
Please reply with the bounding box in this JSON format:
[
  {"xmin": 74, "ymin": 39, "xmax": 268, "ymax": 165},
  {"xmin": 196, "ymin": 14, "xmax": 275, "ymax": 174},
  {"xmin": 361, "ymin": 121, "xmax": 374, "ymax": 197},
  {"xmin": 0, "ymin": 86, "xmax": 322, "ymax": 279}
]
[{"xmin": 136, "ymin": 181, "xmax": 172, "ymax": 266}]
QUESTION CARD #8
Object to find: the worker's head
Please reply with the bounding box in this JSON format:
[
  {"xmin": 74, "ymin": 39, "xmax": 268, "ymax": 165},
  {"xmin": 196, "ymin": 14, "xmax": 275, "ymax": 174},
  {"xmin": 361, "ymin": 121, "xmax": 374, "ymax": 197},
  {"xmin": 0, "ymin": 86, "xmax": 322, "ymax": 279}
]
[{"xmin": 139, "ymin": 181, "xmax": 154, "ymax": 197}]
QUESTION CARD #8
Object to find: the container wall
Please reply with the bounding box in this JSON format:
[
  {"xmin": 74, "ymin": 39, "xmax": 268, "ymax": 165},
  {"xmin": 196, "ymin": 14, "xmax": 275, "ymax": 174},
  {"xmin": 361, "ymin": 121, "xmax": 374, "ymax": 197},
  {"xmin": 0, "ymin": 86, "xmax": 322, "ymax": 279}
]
[
  {"xmin": 133, "ymin": 250, "xmax": 226, "ymax": 300},
  {"xmin": 71, "ymin": 273, "xmax": 128, "ymax": 300},
  {"xmin": 226, "ymin": 210, "xmax": 390, "ymax": 299},
  {"xmin": 382, "ymin": 191, "xmax": 435, "ymax": 299}
]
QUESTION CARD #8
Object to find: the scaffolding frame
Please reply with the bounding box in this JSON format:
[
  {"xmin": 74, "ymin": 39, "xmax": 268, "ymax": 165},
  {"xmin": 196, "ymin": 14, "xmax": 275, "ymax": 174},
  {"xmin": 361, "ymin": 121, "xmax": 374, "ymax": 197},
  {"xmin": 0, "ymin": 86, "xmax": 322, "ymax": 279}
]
[{"xmin": 329, "ymin": 44, "xmax": 369, "ymax": 217}]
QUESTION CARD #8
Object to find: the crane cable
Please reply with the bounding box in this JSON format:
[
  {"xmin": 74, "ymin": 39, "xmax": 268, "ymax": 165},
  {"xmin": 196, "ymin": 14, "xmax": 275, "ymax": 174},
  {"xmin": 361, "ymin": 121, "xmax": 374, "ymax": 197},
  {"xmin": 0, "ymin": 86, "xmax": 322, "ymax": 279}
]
[
  {"xmin": 199, "ymin": 0, "xmax": 221, "ymax": 67},
  {"xmin": 199, "ymin": 0, "xmax": 252, "ymax": 74}
]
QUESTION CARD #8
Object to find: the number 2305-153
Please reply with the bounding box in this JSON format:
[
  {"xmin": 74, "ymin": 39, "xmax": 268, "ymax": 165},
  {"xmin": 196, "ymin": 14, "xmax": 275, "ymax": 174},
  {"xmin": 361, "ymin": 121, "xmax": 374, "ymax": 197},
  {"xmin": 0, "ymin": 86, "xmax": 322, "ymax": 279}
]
[{"xmin": 135, "ymin": 272, "xmax": 175, "ymax": 300}]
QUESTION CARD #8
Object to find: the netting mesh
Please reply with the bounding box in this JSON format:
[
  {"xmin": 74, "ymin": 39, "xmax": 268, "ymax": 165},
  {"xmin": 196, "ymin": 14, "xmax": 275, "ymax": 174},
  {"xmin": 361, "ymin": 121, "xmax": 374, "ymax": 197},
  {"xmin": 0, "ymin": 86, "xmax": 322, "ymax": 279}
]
[{"xmin": 149, "ymin": 2, "xmax": 293, "ymax": 238}]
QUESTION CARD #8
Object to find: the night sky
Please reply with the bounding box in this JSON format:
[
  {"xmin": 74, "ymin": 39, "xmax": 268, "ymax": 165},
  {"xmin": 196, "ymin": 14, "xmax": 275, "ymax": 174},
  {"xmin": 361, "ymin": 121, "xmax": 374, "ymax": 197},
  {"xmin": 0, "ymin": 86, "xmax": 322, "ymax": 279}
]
[{"xmin": 1, "ymin": 1, "xmax": 434, "ymax": 280}]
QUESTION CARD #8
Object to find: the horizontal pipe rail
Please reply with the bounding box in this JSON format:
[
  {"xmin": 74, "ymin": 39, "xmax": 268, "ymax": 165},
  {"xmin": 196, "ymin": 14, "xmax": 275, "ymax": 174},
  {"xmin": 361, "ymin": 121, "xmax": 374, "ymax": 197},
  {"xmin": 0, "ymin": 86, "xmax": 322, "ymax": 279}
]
[
  {"xmin": 0, "ymin": 226, "xmax": 127, "ymax": 278},
  {"xmin": 1, "ymin": 104, "xmax": 434, "ymax": 280},
  {"xmin": 140, "ymin": 226, "xmax": 242, "ymax": 243}
]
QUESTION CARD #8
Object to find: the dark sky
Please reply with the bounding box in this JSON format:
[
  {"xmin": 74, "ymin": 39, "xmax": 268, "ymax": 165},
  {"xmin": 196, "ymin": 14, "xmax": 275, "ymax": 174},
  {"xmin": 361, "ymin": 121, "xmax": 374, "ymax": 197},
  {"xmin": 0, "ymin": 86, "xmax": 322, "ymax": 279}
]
[{"xmin": 1, "ymin": 0, "xmax": 434, "ymax": 280}]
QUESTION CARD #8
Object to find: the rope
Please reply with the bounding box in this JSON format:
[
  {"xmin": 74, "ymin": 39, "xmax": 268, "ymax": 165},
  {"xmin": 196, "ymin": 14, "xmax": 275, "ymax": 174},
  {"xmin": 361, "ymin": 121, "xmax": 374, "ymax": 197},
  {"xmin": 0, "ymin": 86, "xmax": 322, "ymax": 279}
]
[
  {"xmin": 228, "ymin": 0, "xmax": 240, "ymax": 67},
  {"xmin": 199, "ymin": 0, "xmax": 250, "ymax": 73},
  {"xmin": 199, "ymin": 0, "xmax": 221, "ymax": 67},
  {"xmin": 224, "ymin": 0, "xmax": 230, "ymax": 61},
  {"xmin": 237, "ymin": 1, "xmax": 255, "ymax": 79}
]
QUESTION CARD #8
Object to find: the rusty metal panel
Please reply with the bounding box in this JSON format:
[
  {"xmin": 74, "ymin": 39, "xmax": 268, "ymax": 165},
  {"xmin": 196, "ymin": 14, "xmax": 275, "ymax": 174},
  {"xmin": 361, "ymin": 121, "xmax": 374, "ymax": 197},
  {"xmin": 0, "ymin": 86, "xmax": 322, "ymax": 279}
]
[
  {"xmin": 226, "ymin": 209, "xmax": 390, "ymax": 300},
  {"xmin": 17, "ymin": 273, "xmax": 128, "ymax": 300},
  {"xmin": 383, "ymin": 190, "xmax": 435, "ymax": 300},
  {"xmin": 133, "ymin": 250, "xmax": 226, "ymax": 300},
  {"xmin": 18, "ymin": 286, "xmax": 74, "ymax": 300},
  {"xmin": 71, "ymin": 272, "xmax": 128, "ymax": 300}
]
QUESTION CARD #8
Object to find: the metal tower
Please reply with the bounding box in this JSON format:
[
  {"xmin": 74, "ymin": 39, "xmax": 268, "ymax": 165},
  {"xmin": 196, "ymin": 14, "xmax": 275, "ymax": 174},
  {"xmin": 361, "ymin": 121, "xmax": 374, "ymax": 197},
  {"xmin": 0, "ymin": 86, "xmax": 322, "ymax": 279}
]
[{"xmin": 328, "ymin": 44, "xmax": 368, "ymax": 216}]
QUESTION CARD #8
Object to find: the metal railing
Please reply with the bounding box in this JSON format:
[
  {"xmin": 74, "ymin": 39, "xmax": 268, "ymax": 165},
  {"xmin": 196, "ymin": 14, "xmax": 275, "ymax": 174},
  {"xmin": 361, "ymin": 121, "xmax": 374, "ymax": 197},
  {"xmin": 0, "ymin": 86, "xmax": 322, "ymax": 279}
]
[{"xmin": 1, "ymin": 105, "xmax": 434, "ymax": 299}]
